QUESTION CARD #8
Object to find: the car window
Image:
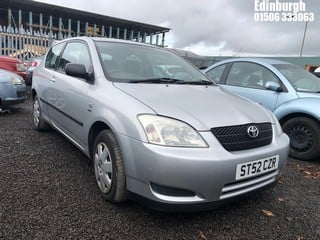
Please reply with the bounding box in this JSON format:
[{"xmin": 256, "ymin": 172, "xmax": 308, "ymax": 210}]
[
  {"xmin": 45, "ymin": 42, "xmax": 65, "ymax": 69},
  {"xmin": 273, "ymin": 63, "xmax": 320, "ymax": 93},
  {"xmin": 95, "ymin": 41, "xmax": 209, "ymax": 83},
  {"xmin": 226, "ymin": 62, "xmax": 280, "ymax": 89},
  {"xmin": 57, "ymin": 42, "xmax": 92, "ymax": 73},
  {"xmin": 206, "ymin": 64, "xmax": 226, "ymax": 83}
]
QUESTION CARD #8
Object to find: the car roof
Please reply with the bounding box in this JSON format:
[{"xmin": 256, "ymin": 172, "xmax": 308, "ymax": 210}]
[
  {"xmin": 54, "ymin": 36, "xmax": 161, "ymax": 49},
  {"xmin": 211, "ymin": 57, "xmax": 293, "ymax": 67}
]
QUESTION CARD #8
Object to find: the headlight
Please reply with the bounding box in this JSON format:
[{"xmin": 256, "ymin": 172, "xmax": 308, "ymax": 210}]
[
  {"xmin": 16, "ymin": 63, "xmax": 26, "ymax": 72},
  {"xmin": 10, "ymin": 77, "xmax": 24, "ymax": 85},
  {"xmin": 138, "ymin": 115, "xmax": 208, "ymax": 148}
]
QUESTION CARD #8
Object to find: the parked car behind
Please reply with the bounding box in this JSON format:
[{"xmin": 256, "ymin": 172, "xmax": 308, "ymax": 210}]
[
  {"xmin": 26, "ymin": 56, "xmax": 44, "ymax": 85},
  {"xmin": 0, "ymin": 55, "xmax": 27, "ymax": 80},
  {"xmin": 204, "ymin": 58, "xmax": 320, "ymax": 161},
  {"xmin": 32, "ymin": 37, "xmax": 289, "ymax": 210},
  {"xmin": 0, "ymin": 68, "xmax": 27, "ymax": 108}
]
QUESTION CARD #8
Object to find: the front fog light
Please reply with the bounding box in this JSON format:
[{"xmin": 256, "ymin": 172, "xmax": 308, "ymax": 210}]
[{"xmin": 138, "ymin": 115, "xmax": 208, "ymax": 148}]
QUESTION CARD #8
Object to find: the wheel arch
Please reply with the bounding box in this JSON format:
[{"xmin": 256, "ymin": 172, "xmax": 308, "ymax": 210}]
[
  {"xmin": 88, "ymin": 121, "xmax": 111, "ymax": 159},
  {"xmin": 279, "ymin": 112, "xmax": 320, "ymax": 126},
  {"xmin": 31, "ymin": 89, "xmax": 37, "ymax": 100},
  {"xmin": 279, "ymin": 112, "xmax": 320, "ymax": 160}
]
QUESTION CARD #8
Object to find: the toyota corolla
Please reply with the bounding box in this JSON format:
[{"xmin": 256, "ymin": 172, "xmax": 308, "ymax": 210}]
[{"xmin": 32, "ymin": 37, "xmax": 289, "ymax": 210}]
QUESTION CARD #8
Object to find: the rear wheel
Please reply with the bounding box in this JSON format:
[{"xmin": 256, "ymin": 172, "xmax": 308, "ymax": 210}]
[
  {"xmin": 282, "ymin": 117, "xmax": 320, "ymax": 161},
  {"xmin": 93, "ymin": 130, "xmax": 127, "ymax": 203},
  {"xmin": 33, "ymin": 95, "xmax": 50, "ymax": 131}
]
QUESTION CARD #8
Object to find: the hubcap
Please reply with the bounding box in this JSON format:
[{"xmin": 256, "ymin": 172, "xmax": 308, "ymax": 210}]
[
  {"xmin": 33, "ymin": 99, "xmax": 40, "ymax": 126},
  {"xmin": 288, "ymin": 126, "xmax": 313, "ymax": 152},
  {"xmin": 94, "ymin": 142, "xmax": 113, "ymax": 193}
]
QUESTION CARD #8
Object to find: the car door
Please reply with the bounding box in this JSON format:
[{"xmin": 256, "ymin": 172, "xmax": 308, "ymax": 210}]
[
  {"xmin": 207, "ymin": 62, "xmax": 285, "ymax": 111},
  {"xmin": 39, "ymin": 42, "xmax": 66, "ymax": 119},
  {"xmin": 48, "ymin": 41, "xmax": 93, "ymax": 148}
]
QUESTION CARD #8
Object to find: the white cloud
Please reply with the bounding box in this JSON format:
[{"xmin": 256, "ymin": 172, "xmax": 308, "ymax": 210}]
[
  {"xmin": 183, "ymin": 41, "xmax": 227, "ymax": 56},
  {"xmin": 36, "ymin": 0, "xmax": 320, "ymax": 56}
]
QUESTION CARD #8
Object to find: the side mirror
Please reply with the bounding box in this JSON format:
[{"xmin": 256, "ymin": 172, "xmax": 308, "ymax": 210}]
[
  {"xmin": 264, "ymin": 81, "xmax": 283, "ymax": 92},
  {"xmin": 65, "ymin": 63, "xmax": 94, "ymax": 82}
]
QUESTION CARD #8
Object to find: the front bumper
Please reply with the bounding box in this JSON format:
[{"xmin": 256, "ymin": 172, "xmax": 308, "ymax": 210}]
[
  {"xmin": 0, "ymin": 83, "xmax": 27, "ymax": 107},
  {"xmin": 118, "ymin": 131, "xmax": 289, "ymax": 208}
]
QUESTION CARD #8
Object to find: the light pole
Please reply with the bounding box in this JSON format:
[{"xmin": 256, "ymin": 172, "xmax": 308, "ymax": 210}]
[{"xmin": 299, "ymin": 21, "xmax": 308, "ymax": 57}]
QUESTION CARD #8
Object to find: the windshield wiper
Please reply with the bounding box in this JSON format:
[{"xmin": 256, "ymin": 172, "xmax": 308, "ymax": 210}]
[
  {"xmin": 129, "ymin": 77, "xmax": 185, "ymax": 84},
  {"xmin": 130, "ymin": 78, "xmax": 214, "ymax": 85},
  {"xmin": 175, "ymin": 80, "xmax": 214, "ymax": 85}
]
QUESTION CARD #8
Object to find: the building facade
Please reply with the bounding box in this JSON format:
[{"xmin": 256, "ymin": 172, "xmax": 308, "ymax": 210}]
[{"xmin": 0, "ymin": 0, "xmax": 170, "ymax": 59}]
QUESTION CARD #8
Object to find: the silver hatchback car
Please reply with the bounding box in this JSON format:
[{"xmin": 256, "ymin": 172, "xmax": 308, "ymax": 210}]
[{"xmin": 32, "ymin": 37, "xmax": 289, "ymax": 210}]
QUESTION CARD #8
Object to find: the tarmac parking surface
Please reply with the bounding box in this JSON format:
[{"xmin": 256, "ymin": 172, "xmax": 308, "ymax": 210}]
[{"xmin": 0, "ymin": 93, "xmax": 319, "ymax": 240}]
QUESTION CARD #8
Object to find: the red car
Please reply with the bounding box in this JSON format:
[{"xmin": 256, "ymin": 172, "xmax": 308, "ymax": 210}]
[{"xmin": 0, "ymin": 56, "xmax": 27, "ymax": 80}]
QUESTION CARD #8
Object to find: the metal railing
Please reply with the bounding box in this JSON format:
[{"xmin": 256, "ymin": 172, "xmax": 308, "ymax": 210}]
[
  {"xmin": 0, "ymin": 26, "xmax": 52, "ymax": 59},
  {"xmin": 0, "ymin": 23, "xmax": 166, "ymax": 60}
]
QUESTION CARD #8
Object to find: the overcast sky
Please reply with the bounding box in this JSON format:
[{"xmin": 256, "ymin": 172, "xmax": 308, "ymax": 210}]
[{"xmin": 36, "ymin": 0, "xmax": 320, "ymax": 56}]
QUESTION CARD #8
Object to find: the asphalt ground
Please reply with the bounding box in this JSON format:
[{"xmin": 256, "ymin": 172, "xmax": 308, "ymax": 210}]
[{"xmin": 0, "ymin": 92, "xmax": 319, "ymax": 240}]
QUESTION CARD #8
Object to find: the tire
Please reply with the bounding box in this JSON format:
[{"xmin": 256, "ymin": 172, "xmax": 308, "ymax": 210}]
[
  {"xmin": 282, "ymin": 117, "xmax": 320, "ymax": 161},
  {"xmin": 33, "ymin": 95, "xmax": 50, "ymax": 131},
  {"xmin": 93, "ymin": 130, "xmax": 127, "ymax": 203}
]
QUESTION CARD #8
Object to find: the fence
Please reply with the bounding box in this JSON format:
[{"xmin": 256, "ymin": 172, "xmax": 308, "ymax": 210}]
[
  {"xmin": 0, "ymin": 25, "xmax": 54, "ymax": 60},
  {"xmin": 0, "ymin": 23, "xmax": 165, "ymax": 60}
]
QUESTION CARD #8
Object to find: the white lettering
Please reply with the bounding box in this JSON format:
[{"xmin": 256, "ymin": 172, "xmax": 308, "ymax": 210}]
[
  {"xmin": 254, "ymin": 0, "xmax": 307, "ymax": 13},
  {"xmin": 300, "ymin": 0, "xmax": 306, "ymax": 11},
  {"xmin": 254, "ymin": 0, "xmax": 260, "ymax": 11}
]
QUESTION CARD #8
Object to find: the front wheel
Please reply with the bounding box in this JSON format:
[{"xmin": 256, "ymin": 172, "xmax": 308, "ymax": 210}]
[
  {"xmin": 282, "ymin": 117, "xmax": 320, "ymax": 161},
  {"xmin": 33, "ymin": 95, "xmax": 50, "ymax": 131},
  {"xmin": 93, "ymin": 130, "xmax": 127, "ymax": 203}
]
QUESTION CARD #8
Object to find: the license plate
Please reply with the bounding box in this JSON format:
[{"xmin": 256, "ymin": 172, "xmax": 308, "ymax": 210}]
[{"xmin": 235, "ymin": 155, "xmax": 279, "ymax": 180}]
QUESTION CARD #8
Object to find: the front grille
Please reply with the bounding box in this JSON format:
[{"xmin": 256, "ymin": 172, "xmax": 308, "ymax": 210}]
[
  {"xmin": 220, "ymin": 170, "xmax": 278, "ymax": 200},
  {"xmin": 16, "ymin": 91, "xmax": 26, "ymax": 98},
  {"xmin": 211, "ymin": 123, "xmax": 272, "ymax": 151}
]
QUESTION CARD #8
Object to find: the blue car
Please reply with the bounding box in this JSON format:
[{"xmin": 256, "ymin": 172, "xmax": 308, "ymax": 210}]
[
  {"xmin": 0, "ymin": 69, "xmax": 27, "ymax": 109},
  {"xmin": 204, "ymin": 58, "xmax": 320, "ymax": 161}
]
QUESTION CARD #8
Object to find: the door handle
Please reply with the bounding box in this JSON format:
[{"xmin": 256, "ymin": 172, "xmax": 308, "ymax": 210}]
[{"xmin": 50, "ymin": 76, "xmax": 56, "ymax": 83}]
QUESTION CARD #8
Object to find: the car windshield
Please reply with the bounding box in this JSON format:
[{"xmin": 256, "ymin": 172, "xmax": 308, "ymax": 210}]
[
  {"xmin": 95, "ymin": 41, "xmax": 212, "ymax": 85},
  {"xmin": 273, "ymin": 64, "xmax": 320, "ymax": 93}
]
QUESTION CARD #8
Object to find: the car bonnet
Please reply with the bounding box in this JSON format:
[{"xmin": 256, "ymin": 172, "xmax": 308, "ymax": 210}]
[
  {"xmin": 114, "ymin": 83, "xmax": 272, "ymax": 131},
  {"xmin": 0, "ymin": 69, "xmax": 22, "ymax": 83}
]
